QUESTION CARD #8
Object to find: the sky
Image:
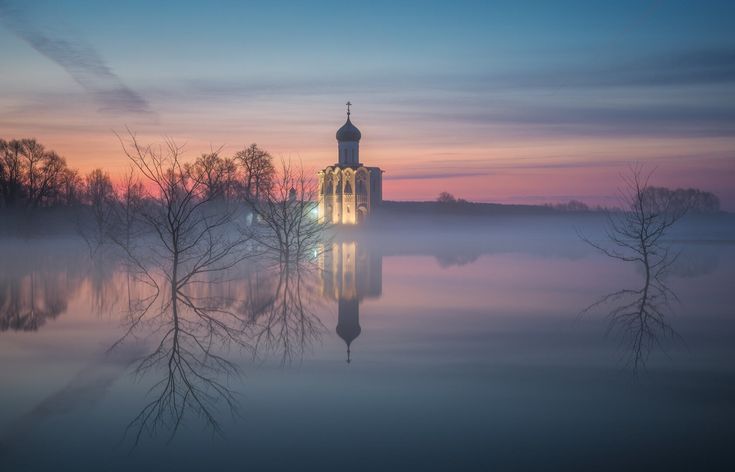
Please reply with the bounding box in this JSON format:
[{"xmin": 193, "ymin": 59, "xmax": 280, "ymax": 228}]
[{"xmin": 1, "ymin": 0, "xmax": 734, "ymax": 208}]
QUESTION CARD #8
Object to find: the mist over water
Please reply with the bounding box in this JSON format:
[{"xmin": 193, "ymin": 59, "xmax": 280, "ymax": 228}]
[{"xmin": 1, "ymin": 214, "xmax": 734, "ymax": 471}]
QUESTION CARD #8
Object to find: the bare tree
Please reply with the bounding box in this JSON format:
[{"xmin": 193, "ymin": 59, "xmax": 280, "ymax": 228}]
[
  {"xmin": 79, "ymin": 168, "xmax": 115, "ymax": 256},
  {"xmin": 115, "ymin": 131, "xmax": 252, "ymax": 280},
  {"xmin": 248, "ymin": 159, "xmax": 328, "ymax": 264},
  {"xmin": 0, "ymin": 139, "xmax": 26, "ymax": 206},
  {"xmin": 1, "ymin": 138, "xmax": 83, "ymax": 209},
  {"xmin": 235, "ymin": 143, "xmax": 275, "ymax": 201},
  {"xmin": 59, "ymin": 168, "xmax": 83, "ymax": 206},
  {"xmin": 579, "ymin": 165, "xmax": 692, "ymax": 284},
  {"xmin": 186, "ymin": 151, "xmax": 240, "ymax": 201},
  {"xmin": 110, "ymin": 168, "xmax": 146, "ymax": 251},
  {"xmin": 437, "ymin": 191, "xmax": 457, "ymax": 203},
  {"xmin": 579, "ymin": 165, "xmax": 690, "ymax": 372},
  {"xmin": 16, "ymin": 139, "xmax": 67, "ymax": 208},
  {"xmin": 110, "ymin": 131, "xmax": 256, "ymax": 443}
]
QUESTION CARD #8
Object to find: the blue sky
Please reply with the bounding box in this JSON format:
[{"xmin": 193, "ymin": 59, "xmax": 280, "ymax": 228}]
[{"xmin": 1, "ymin": 0, "xmax": 734, "ymax": 206}]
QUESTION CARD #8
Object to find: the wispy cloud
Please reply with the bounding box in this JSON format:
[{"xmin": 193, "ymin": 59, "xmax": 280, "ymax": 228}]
[
  {"xmin": 386, "ymin": 171, "xmax": 487, "ymax": 181},
  {"xmin": 0, "ymin": 0, "xmax": 152, "ymax": 115}
]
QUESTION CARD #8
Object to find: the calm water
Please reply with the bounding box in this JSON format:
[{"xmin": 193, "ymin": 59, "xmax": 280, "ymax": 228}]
[{"xmin": 1, "ymin": 216, "xmax": 734, "ymax": 471}]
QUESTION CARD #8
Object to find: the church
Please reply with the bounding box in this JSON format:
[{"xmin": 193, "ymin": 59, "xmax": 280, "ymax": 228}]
[{"xmin": 317, "ymin": 103, "xmax": 383, "ymax": 224}]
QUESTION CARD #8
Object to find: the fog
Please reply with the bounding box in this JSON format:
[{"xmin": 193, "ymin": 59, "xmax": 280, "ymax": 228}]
[{"xmin": 1, "ymin": 211, "xmax": 734, "ymax": 470}]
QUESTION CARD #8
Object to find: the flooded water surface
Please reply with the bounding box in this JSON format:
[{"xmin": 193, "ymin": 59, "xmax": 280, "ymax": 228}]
[{"xmin": 1, "ymin": 216, "xmax": 734, "ymax": 471}]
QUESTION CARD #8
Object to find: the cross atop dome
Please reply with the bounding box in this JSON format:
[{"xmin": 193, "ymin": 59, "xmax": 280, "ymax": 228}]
[{"xmin": 336, "ymin": 102, "xmax": 362, "ymax": 145}]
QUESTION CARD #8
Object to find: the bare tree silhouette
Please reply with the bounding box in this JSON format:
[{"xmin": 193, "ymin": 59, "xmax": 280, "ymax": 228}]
[
  {"xmin": 579, "ymin": 165, "xmax": 689, "ymax": 372},
  {"xmin": 108, "ymin": 132, "xmax": 256, "ymax": 444},
  {"xmin": 77, "ymin": 168, "xmax": 115, "ymax": 257},
  {"xmin": 579, "ymin": 165, "xmax": 691, "ymax": 284},
  {"xmin": 248, "ymin": 159, "xmax": 328, "ymax": 264}
]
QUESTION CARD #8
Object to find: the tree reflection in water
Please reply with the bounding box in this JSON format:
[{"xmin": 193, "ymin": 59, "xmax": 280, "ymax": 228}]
[
  {"xmin": 113, "ymin": 259, "xmax": 325, "ymax": 444},
  {"xmin": 0, "ymin": 272, "xmax": 71, "ymax": 331},
  {"xmin": 582, "ymin": 272, "xmax": 681, "ymax": 372},
  {"xmin": 246, "ymin": 263, "xmax": 325, "ymax": 366},
  {"xmin": 113, "ymin": 275, "xmax": 245, "ymax": 444},
  {"xmin": 580, "ymin": 166, "xmax": 689, "ymax": 373},
  {"xmin": 0, "ymin": 245, "xmax": 87, "ymax": 331}
]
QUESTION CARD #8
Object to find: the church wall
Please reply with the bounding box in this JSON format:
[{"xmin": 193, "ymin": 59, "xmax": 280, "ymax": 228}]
[
  {"xmin": 318, "ymin": 165, "xmax": 381, "ymax": 224},
  {"xmin": 368, "ymin": 167, "xmax": 383, "ymax": 207},
  {"xmin": 340, "ymin": 168, "xmax": 357, "ymax": 225}
]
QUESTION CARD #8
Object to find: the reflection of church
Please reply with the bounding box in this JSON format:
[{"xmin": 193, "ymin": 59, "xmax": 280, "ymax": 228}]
[
  {"xmin": 317, "ymin": 103, "xmax": 383, "ymax": 224},
  {"xmin": 320, "ymin": 241, "xmax": 382, "ymax": 362}
]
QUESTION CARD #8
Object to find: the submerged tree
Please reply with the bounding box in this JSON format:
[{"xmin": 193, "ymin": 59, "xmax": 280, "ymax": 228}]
[
  {"xmin": 110, "ymin": 168, "xmax": 146, "ymax": 251},
  {"xmin": 580, "ymin": 166, "xmax": 692, "ymax": 284},
  {"xmin": 248, "ymin": 159, "xmax": 327, "ymax": 264},
  {"xmin": 579, "ymin": 165, "xmax": 691, "ymax": 372},
  {"xmin": 78, "ymin": 168, "xmax": 116, "ymax": 256},
  {"xmin": 111, "ymin": 132, "xmax": 255, "ymax": 443}
]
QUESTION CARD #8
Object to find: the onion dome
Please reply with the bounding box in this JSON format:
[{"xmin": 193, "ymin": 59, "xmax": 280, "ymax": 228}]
[
  {"xmin": 336, "ymin": 101, "xmax": 361, "ymax": 142},
  {"xmin": 336, "ymin": 117, "xmax": 361, "ymax": 142}
]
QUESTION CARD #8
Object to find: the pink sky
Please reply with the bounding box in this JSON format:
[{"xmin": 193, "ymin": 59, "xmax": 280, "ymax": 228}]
[
  {"xmin": 1, "ymin": 0, "xmax": 733, "ymax": 209},
  {"xmin": 3, "ymin": 107, "xmax": 733, "ymax": 209}
]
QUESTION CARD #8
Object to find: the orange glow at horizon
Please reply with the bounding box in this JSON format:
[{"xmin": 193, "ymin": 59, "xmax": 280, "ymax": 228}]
[{"xmin": 3, "ymin": 106, "xmax": 734, "ymax": 209}]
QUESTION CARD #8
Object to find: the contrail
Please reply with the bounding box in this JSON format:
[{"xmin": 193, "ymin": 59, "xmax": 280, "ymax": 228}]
[{"xmin": 0, "ymin": 0, "xmax": 153, "ymax": 115}]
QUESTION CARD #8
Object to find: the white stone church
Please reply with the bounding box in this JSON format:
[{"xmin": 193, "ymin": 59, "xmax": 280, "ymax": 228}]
[{"xmin": 317, "ymin": 103, "xmax": 383, "ymax": 224}]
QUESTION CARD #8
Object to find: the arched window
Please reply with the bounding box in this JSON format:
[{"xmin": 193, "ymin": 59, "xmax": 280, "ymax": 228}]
[{"xmin": 345, "ymin": 181, "xmax": 352, "ymax": 194}]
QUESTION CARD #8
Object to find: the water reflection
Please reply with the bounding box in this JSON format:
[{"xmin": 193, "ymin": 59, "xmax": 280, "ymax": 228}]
[
  {"xmin": 0, "ymin": 243, "xmax": 86, "ymax": 332},
  {"xmin": 320, "ymin": 240, "xmax": 382, "ymax": 363},
  {"xmin": 111, "ymin": 254, "xmax": 336, "ymax": 443},
  {"xmin": 1, "ymin": 349, "xmax": 138, "ymax": 452},
  {"xmin": 247, "ymin": 264, "xmax": 326, "ymax": 365},
  {"xmin": 0, "ymin": 272, "xmax": 71, "ymax": 331},
  {"xmin": 114, "ymin": 267, "xmax": 251, "ymax": 443},
  {"xmin": 582, "ymin": 267, "xmax": 681, "ymax": 372}
]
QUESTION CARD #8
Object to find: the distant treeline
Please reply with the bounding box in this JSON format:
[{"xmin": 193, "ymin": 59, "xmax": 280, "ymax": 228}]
[
  {"xmin": 429, "ymin": 190, "xmax": 721, "ymax": 215},
  {"xmin": 0, "ymin": 138, "xmax": 277, "ymax": 210},
  {"xmin": 0, "ymin": 138, "xmax": 289, "ymax": 237},
  {"xmin": 1, "ymin": 138, "xmax": 723, "ymax": 221},
  {"xmin": 380, "ymin": 199, "xmax": 554, "ymax": 216}
]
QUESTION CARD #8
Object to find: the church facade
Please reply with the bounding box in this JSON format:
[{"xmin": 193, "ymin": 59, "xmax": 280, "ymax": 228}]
[{"xmin": 317, "ymin": 103, "xmax": 383, "ymax": 224}]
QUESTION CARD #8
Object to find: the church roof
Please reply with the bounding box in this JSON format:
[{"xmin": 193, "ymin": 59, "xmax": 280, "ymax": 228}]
[{"xmin": 336, "ymin": 117, "xmax": 361, "ymax": 142}]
